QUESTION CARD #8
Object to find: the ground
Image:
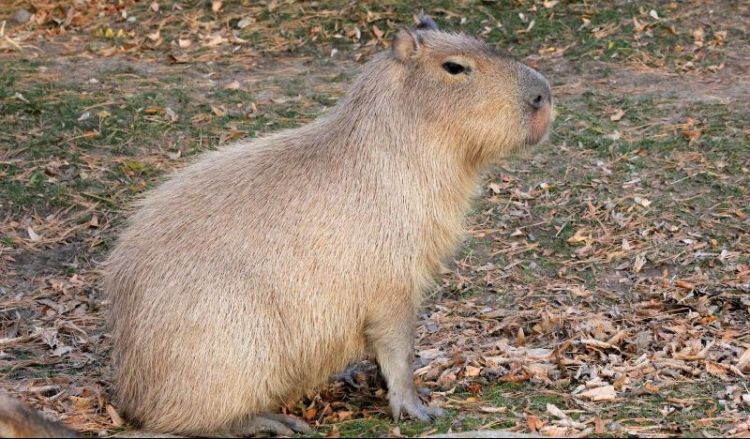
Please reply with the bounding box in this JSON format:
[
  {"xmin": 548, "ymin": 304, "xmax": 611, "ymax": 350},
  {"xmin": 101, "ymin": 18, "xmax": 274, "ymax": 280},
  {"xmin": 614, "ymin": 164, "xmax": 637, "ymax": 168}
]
[{"xmin": 1, "ymin": 0, "xmax": 749, "ymax": 437}]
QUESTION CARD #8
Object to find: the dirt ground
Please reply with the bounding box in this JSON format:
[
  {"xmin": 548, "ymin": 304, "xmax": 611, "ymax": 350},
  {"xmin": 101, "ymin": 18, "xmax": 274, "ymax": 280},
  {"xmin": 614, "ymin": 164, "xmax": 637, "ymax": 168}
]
[{"xmin": 1, "ymin": 1, "xmax": 749, "ymax": 437}]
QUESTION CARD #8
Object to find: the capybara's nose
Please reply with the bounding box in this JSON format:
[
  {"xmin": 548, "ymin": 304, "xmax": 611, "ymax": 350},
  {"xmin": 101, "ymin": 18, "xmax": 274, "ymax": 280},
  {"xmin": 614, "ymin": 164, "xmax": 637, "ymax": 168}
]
[
  {"xmin": 519, "ymin": 64, "xmax": 552, "ymax": 111},
  {"xmin": 527, "ymin": 83, "xmax": 551, "ymax": 110}
]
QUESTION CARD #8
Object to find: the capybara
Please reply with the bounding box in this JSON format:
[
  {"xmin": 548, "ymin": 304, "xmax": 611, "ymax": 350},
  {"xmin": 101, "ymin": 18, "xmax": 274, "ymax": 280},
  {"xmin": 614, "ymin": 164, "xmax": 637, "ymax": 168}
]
[
  {"xmin": 0, "ymin": 393, "xmax": 78, "ymax": 438},
  {"xmin": 104, "ymin": 16, "xmax": 552, "ymax": 436}
]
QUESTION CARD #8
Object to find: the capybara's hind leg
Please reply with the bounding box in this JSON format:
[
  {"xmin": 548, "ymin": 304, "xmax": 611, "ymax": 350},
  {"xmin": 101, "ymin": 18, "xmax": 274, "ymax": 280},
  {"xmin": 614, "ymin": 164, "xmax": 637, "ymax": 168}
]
[
  {"xmin": 366, "ymin": 307, "xmax": 445, "ymax": 422},
  {"xmin": 331, "ymin": 360, "xmax": 381, "ymax": 390},
  {"xmin": 229, "ymin": 413, "xmax": 312, "ymax": 437}
]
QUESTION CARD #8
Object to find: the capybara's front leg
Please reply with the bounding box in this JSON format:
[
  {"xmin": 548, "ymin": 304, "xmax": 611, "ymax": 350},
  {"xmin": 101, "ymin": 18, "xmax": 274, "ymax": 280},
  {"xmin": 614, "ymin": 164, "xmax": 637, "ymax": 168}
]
[{"xmin": 366, "ymin": 307, "xmax": 444, "ymax": 422}]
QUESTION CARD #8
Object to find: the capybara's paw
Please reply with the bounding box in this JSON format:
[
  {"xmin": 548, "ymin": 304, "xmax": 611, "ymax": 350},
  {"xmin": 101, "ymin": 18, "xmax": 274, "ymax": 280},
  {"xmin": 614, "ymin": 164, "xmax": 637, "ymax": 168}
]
[
  {"xmin": 232, "ymin": 413, "xmax": 312, "ymax": 436},
  {"xmin": 390, "ymin": 394, "xmax": 444, "ymax": 422},
  {"xmin": 331, "ymin": 360, "xmax": 380, "ymax": 390}
]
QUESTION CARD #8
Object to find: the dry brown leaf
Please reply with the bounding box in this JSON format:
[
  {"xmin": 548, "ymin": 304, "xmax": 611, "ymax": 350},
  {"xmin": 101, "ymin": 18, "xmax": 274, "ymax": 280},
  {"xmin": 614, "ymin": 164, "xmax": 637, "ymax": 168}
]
[
  {"xmin": 681, "ymin": 117, "xmax": 702, "ymax": 143},
  {"xmin": 107, "ymin": 404, "xmax": 124, "ymax": 427},
  {"xmin": 480, "ymin": 406, "xmax": 508, "ymax": 413},
  {"xmin": 567, "ymin": 229, "xmax": 590, "ymax": 245},
  {"xmin": 706, "ymin": 361, "xmax": 729, "ymax": 379},
  {"xmin": 609, "ymin": 108, "xmax": 626, "ymax": 121},
  {"xmin": 594, "ymin": 417, "xmax": 606, "ymax": 434},
  {"xmin": 578, "ymin": 385, "xmax": 616, "ymax": 401},
  {"xmin": 540, "ymin": 426, "xmax": 570, "ymax": 436},
  {"xmin": 517, "ymin": 326, "xmax": 526, "ymax": 346},
  {"xmin": 303, "ymin": 407, "xmax": 318, "ymax": 421},
  {"xmin": 27, "ymin": 226, "xmax": 40, "ymax": 241},
  {"xmin": 633, "ymin": 17, "xmax": 647, "ymax": 33},
  {"xmin": 464, "ymin": 365, "xmax": 481, "ymax": 377},
  {"xmin": 164, "ymin": 107, "xmax": 179, "ymax": 122},
  {"xmin": 527, "ymin": 414, "xmax": 544, "ymax": 432},
  {"xmin": 211, "ymin": 0, "xmax": 222, "ymax": 13},
  {"xmin": 633, "ymin": 254, "xmax": 647, "ymax": 273},
  {"xmin": 737, "ymin": 349, "xmax": 750, "ymax": 371},
  {"xmin": 546, "ymin": 403, "xmax": 568, "ymax": 419},
  {"xmin": 693, "ymin": 27, "xmax": 705, "ymax": 48},
  {"xmin": 336, "ymin": 410, "xmax": 353, "ymax": 421},
  {"xmin": 581, "ymin": 338, "xmax": 620, "ymax": 351}
]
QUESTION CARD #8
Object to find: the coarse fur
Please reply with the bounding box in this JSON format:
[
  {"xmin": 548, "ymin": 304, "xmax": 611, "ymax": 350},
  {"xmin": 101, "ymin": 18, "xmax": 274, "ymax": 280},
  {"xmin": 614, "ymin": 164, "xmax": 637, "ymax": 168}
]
[
  {"xmin": 0, "ymin": 393, "xmax": 78, "ymax": 438},
  {"xmin": 104, "ymin": 19, "xmax": 552, "ymax": 436}
]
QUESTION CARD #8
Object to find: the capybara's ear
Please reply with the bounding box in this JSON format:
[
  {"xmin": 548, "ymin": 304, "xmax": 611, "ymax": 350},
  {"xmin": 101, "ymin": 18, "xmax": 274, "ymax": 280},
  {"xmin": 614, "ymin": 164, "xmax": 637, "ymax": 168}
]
[
  {"xmin": 392, "ymin": 29, "xmax": 421, "ymax": 62},
  {"xmin": 416, "ymin": 14, "xmax": 439, "ymax": 31}
]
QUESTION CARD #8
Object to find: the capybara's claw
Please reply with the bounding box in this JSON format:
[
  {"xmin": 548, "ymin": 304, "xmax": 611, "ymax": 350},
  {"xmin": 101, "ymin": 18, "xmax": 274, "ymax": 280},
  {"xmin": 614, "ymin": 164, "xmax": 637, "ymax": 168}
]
[
  {"xmin": 233, "ymin": 413, "xmax": 312, "ymax": 436},
  {"xmin": 390, "ymin": 393, "xmax": 444, "ymax": 422}
]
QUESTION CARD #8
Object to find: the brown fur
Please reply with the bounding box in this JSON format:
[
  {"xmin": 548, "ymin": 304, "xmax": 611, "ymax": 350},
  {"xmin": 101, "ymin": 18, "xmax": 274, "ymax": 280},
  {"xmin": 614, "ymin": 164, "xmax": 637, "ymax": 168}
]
[
  {"xmin": 0, "ymin": 393, "xmax": 78, "ymax": 438},
  {"xmin": 104, "ymin": 21, "xmax": 552, "ymax": 436}
]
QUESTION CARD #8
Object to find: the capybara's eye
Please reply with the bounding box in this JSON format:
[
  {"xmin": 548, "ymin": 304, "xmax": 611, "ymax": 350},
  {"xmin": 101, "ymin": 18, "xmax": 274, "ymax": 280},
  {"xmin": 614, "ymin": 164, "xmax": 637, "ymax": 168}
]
[{"xmin": 442, "ymin": 61, "xmax": 468, "ymax": 75}]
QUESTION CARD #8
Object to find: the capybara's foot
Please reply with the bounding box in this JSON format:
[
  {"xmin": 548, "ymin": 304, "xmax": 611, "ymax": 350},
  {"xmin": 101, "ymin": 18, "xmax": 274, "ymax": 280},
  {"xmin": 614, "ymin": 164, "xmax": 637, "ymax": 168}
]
[
  {"xmin": 390, "ymin": 391, "xmax": 445, "ymax": 422},
  {"xmin": 231, "ymin": 413, "xmax": 312, "ymax": 437},
  {"xmin": 331, "ymin": 360, "xmax": 380, "ymax": 390}
]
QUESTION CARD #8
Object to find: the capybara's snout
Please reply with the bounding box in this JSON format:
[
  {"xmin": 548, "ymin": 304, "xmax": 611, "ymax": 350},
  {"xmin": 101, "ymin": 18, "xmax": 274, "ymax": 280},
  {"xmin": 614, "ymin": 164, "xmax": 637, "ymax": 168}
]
[{"xmin": 518, "ymin": 65, "xmax": 553, "ymax": 145}]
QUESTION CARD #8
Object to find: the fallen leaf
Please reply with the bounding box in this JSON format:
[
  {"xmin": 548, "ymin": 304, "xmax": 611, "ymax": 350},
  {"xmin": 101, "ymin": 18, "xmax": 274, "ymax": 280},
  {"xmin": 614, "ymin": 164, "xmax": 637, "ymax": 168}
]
[
  {"xmin": 633, "ymin": 253, "xmax": 647, "ymax": 273},
  {"xmin": 517, "ymin": 327, "xmax": 526, "ymax": 346},
  {"xmin": 693, "ymin": 27, "xmax": 705, "ymax": 48},
  {"xmin": 107, "ymin": 404, "xmax": 124, "ymax": 427},
  {"xmin": 237, "ymin": 17, "xmax": 255, "ymax": 29},
  {"xmin": 737, "ymin": 349, "xmax": 750, "ymax": 371},
  {"xmin": 480, "ymin": 406, "xmax": 508, "ymax": 413},
  {"xmin": 336, "ymin": 410, "xmax": 353, "ymax": 421},
  {"xmin": 546, "ymin": 403, "xmax": 567, "ymax": 419},
  {"xmin": 633, "ymin": 17, "xmax": 647, "ymax": 33},
  {"xmin": 527, "ymin": 414, "xmax": 544, "ymax": 432},
  {"xmin": 464, "ymin": 365, "xmax": 481, "ymax": 377},
  {"xmin": 211, "ymin": 0, "xmax": 222, "ymax": 13},
  {"xmin": 609, "ymin": 108, "xmax": 626, "ymax": 121},
  {"xmin": 303, "ymin": 407, "xmax": 318, "ymax": 421},
  {"xmin": 567, "ymin": 229, "xmax": 590, "ymax": 245},
  {"xmin": 27, "ymin": 226, "xmax": 40, "ymax": 241},
  {"xmin": 706, "ymin": 361, "xmax": 729, "ymax": 379},
  {"xmin": 594, "ymin": 417, "xmax": 606, "ymax": 434},
  {"xmin": 225, "ymin": 80, "xmax": 241, "ymax": 90},
  {"xmin": 165, "ymin": 107, "xmax": 179, "ymax": 122},
  {"xmin": 578, "ymin": 385, "xmax": 616, "ymax": 401}
]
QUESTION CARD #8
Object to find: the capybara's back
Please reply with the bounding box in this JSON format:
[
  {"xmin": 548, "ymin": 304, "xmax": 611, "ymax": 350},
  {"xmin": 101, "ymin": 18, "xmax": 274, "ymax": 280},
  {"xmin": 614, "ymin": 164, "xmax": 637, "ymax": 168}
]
[{"xmin": 105, "ymin": 16, "xmax": 552, "ymax": 436}]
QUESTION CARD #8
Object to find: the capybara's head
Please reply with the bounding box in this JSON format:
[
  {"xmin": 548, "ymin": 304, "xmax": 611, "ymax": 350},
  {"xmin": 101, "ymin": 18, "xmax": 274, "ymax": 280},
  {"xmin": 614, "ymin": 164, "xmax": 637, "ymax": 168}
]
[{"xmin": 390, "ymin": 16, "xmax": 553, "ymax": 163}]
